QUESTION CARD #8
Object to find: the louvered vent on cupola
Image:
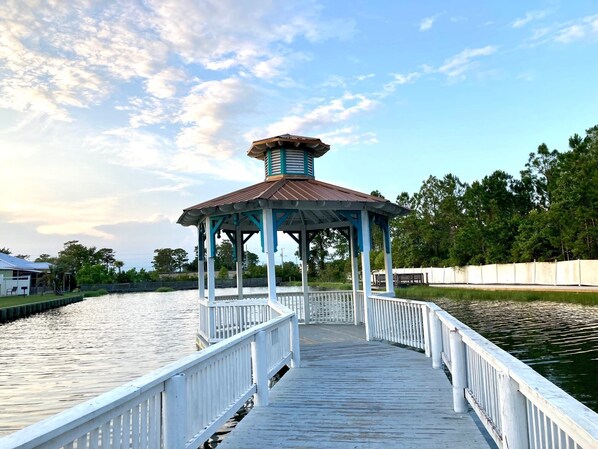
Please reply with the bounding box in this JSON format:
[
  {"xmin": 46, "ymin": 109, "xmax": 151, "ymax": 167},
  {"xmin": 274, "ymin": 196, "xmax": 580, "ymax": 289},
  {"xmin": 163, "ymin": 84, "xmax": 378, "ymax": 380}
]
[{"xmin": 248, "ymin": 134, "xmax": 329, "ymax": 181}]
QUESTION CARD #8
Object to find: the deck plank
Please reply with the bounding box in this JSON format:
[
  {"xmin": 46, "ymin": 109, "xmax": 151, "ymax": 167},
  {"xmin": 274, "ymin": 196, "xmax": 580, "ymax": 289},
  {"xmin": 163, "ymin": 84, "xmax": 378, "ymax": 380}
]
[{"xmin": 217, "ymin": 325, "xmax": 492, "ymax": 449}]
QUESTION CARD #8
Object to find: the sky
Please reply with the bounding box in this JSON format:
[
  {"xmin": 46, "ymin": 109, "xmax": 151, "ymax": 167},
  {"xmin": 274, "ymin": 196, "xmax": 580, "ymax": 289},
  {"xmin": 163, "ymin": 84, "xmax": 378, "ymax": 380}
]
[{"xmin": 1, "ymin": 1, "xmax": 598, "ymax": 269}]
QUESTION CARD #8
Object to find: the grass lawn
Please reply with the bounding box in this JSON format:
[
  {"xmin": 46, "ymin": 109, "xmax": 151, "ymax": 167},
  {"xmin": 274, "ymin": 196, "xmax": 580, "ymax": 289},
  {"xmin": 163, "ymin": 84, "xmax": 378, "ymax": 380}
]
[
  {"xmin": 0, "ymin": 292, "xmax": 82, "ymax": 309},
  {"xmin": 395, "ymin": 285, "xmax": 598, "ymax": 305}
]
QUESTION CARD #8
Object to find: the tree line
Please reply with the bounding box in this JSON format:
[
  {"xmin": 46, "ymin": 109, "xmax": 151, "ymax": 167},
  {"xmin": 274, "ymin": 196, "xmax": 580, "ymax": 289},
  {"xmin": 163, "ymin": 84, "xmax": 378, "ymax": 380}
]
[{"xmin": 390, "ymin": 125, "xmax": 598, "ymax": 268}]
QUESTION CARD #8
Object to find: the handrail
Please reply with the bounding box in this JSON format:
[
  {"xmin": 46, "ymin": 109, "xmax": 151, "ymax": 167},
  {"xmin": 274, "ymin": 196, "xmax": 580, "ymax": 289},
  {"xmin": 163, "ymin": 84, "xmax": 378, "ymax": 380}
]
[
  {"xmin": 369, "ymin": 294, "xmax": 598, "ymax": 449},
  {"xmin": 0, "ymin": 308, "xmax": 299, "ymax": 449}
]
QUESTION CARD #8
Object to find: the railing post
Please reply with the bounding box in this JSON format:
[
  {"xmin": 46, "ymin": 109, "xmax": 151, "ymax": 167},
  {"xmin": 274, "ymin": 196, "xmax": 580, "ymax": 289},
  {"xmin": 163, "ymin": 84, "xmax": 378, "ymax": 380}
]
[
  {"xmin": 290, "ymin": 315, "xmax": 301, "ymax": 368},
  {"xmin": 163, "ymin": 373, "xmax": 187, "ymax": 449},
  {"xmin": 449, "ymin": 329, "xmax": 468, "ymax": 413},
  {"xmin": 430, "ymin": 312, "xmax": 442, "ymax": 369},
  {"xmin": 499, "ymin": 373, "xmax": 529, "ymax": 449},
  {"xmin": 422, "ymin": 305, "xmax": 431, "ymax": 357},
  {"xmin": 208, "ymin": 305, "xmax": 216, "ymax": 343},
  {"xmin": 251, "ymin": 330, "xmax": 269, "ymax": 406}
]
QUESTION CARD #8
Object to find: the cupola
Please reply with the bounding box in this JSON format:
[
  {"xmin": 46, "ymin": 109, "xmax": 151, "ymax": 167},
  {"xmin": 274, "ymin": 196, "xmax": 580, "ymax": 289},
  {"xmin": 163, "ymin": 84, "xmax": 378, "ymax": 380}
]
[{"xmin": 247, "ymin": 134, "xmax": 330, "ymax": 181}]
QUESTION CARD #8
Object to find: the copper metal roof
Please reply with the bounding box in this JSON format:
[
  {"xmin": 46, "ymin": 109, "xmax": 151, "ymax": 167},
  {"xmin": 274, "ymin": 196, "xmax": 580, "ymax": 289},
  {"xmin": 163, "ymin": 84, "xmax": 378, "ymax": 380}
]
[
  {"xmin": 177, "ymin": 178, "xmax": 409, "ymax": 229},
  {"xmin": 247, "ymin": 134, "xmax": 330, "ymax": 160}
]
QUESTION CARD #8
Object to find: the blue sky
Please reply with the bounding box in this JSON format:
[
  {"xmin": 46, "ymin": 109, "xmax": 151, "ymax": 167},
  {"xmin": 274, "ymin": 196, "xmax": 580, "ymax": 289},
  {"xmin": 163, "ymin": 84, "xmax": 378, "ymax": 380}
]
[{"xmin": 1, "ymin": 1, "xmax": 597, "ymax": 269}]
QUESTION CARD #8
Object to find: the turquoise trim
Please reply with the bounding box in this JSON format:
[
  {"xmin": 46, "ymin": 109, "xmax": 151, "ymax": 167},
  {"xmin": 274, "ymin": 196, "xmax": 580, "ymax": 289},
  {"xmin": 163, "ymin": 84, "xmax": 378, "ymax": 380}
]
[
  {"xmin": 223, "ymin": 230, "xmax": 237, "ymax": 262},
  {"xmin": 209, "ymin": 216, "xmax": 226, "ymax": 256},
  {"xmin": 338, "ymin": 210, "xmax": 363, "ymax": 252},
  {"xmin": 267, "ymin": 150, "xmax": 272, "ymax": 176},
  {"xmin": 197, "ymin": 223, "xmax": 206, "ymax": 261},
  {"xmin": 280, "ymin": 148, "xmax": 286, "ymax": 174},
  {"xmin": 243, "ymin": 211, "xmax": 265, "ymax": 252},
  {"xmin": 272, "ymin": 209, "xmax": 295, "ymax": 252},
  {"xmin": 304, "ymin": 151, "xmax": 309, "ymax": 175},
  {"xmin": 374, "ymin": 215, "xmax": 391, "ymax": 254}
]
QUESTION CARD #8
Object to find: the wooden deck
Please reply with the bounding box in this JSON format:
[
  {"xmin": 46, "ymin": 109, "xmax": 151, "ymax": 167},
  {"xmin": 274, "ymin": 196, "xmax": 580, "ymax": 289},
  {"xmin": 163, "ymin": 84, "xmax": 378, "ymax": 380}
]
[{"xmin": 218, "ymin": 324, "xmax": 493, "ymax": 449}]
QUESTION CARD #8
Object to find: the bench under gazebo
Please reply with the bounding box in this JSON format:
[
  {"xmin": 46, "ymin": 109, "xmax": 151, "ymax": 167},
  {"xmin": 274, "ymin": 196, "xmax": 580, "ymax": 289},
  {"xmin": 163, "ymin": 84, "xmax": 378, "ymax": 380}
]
[{"xmin": 177, "ymin": 134, "xmax": 408, "ymax": 346}]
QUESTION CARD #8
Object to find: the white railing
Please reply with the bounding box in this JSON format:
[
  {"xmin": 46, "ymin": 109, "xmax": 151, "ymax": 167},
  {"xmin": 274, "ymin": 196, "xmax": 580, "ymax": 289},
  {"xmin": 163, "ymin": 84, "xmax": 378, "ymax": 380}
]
[
  {"xmin": 369, "ymin": 295, "xmax": 598, "ymax": 449},
  {"xmin": 277, "ymin": 292, "xmax": 305, "ymax": 322},
  {"xmin": 307, "ymin": 291, "xmax": 353, "ymax": 323},
  {"xmin": 368, "ymin": 295, "xmax": 427, "ymax": 350},
  {"xmin": 0, "ymin": 308, "xmax": 300, "ymax": 449},
  {"xmin": 199, "ymin": 291, "xmax": 357, "ymax": 344},
  {"xmin": 354, "ymin": 290, "xmax": 365, "ymax": 324}
]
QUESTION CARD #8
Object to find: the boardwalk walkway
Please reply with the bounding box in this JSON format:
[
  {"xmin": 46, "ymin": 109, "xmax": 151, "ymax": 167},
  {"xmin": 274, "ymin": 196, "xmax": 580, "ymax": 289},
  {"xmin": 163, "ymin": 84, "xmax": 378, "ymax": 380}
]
[{"xmin": 218, "ymin": 324, "xmax": 492, "ymax": 449}]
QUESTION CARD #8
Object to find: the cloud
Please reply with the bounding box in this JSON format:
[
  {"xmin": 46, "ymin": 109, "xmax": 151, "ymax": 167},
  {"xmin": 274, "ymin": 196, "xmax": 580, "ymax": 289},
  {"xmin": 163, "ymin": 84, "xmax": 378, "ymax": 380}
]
[
  {"xmin": 147, "ymin": 0, "xmax": 354, "ymax": 79},
  {"xmin": 0, "ymin": 5, "xmax": 108, "ymax": 120},
  {"xmin": 382, "ymin": 72, "xmax": 420, "ymax": 95},
  {"xmin": 420, "ymin": 16, "xmax": 437, "ymax": 32},
  {"xmin": 319, "ymin": 127, "xmax": 378, "ymax": 146},
  {"xmin": 145, "ymin": 68, "xmax": 186, "ymax": 99},
  {"xmin": 554, "ymin": 24, "xmax": 586, "ymax": 43},
  {"xmin": 253, "ymin": 93, "xmax": 377, "ymax": 138},
  {"xmin": 176, "ymin": 77, "xmax": 257, "ymax": 154},
  {"xmin": 438, "ymin": 46, "xmax": 498, "ymax": 78},
  {"xmin": 525, "ymin": 14, "xmax": 598, "ymax": 45},
  {"xmin": 0, "ymin": 0, "xmax": 354, "ymax": 125},
  {"xmin": 6, "ymin": 196, "xmax": 120, "ymax": 239},
  {"xmin": 511, "ymin": 10, "xmax": 550, "ymax": 28}
]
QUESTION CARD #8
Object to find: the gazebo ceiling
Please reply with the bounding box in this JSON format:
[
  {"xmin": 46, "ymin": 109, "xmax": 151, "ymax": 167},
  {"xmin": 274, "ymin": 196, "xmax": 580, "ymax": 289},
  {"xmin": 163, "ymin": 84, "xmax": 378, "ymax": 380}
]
[{"xmin": 177, "ymin": 177, "xmax": 409, "ymax": 231}]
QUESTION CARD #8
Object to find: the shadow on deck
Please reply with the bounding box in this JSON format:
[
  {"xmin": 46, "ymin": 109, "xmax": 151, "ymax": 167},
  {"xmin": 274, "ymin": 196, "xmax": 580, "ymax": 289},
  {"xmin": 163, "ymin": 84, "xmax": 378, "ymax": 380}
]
[{"xmin": 218, "ymin": 324, "xmax": 493, "ymax": 449}]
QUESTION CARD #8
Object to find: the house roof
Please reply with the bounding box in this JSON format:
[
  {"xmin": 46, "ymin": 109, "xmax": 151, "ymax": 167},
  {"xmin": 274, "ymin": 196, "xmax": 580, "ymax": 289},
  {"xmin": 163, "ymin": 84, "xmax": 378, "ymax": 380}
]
[
  {"xmin": 0, "ymin": 253, "xmax": 50, "ymax": 272},
  {"xmin": 177, "ymin": 178, "xmax": 409, "ymax": 230}
]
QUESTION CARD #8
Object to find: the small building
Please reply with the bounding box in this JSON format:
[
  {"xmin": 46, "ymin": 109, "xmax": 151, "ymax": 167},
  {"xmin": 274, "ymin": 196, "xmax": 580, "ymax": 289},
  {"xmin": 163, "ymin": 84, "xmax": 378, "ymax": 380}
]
[
  {"xmin": 0, "ymin": 253, "xmax": 50, "ymax": 296},
  {"xmin": 178, "ymin": 134, "xmax": 409, "ymax": 345}
]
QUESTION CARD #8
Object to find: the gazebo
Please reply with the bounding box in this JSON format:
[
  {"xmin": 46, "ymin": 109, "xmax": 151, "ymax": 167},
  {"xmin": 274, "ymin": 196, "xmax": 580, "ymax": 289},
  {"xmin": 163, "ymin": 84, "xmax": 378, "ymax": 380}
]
[{"xmin": 178, "ymin": 134, "xmax": 408, "ymax": 345}]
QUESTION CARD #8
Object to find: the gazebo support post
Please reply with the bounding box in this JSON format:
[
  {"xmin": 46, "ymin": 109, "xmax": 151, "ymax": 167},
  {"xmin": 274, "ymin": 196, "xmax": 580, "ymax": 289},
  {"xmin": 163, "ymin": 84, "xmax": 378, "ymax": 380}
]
[
  {"xmin": 301, "ymin": 226, "xmax": 310, "ymax": 325},
  {"xmin": 360, "ymin": 210, "xmax": 373, "ymax": 340},
  {"xmin": 350, "ymin": 226, "xmax": 360, "ymax": 325},
  {"xmin": 383, "ymin": 224, "xmax": 394, "ymax": 294},
  {"xmin": 236, "ymin": 227, "xmax": 243, "ymax": 300},
  {"xmin": 205, "ymin": 217, "xmax": 216, "ymax": 341},
  {"xmin": 263, "ymin": 208, "xmax": 278, "ymax": 303},
  {"xmin": 197, "ymin": 224, "xmax": 205, "ymax": 299}
]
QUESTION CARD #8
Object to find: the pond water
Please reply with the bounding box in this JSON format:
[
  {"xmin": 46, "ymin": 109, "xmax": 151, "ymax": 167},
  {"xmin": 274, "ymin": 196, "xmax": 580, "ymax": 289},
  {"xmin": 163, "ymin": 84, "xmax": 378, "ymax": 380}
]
[
  {"xmin": 432, "ymin": 298, "xmax": 598, "ymax": 413},
  {"xmin": 1, "ymin": 291, "xmax": 597, "ymax": 436}
]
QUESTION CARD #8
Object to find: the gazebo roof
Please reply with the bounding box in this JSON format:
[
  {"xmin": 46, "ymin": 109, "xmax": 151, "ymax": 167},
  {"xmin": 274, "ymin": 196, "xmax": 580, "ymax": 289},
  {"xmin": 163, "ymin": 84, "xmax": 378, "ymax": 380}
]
[
  {"xmin": 178, "ymin": 134, "xmax": 409, "ymax": 232},
  {"xmin": 247, "ymin": 134, "xmax": 330, "ymax": 160},
  {"xmin": 177, "ymin": 177, "xmax": 408, "ymax": 230}
]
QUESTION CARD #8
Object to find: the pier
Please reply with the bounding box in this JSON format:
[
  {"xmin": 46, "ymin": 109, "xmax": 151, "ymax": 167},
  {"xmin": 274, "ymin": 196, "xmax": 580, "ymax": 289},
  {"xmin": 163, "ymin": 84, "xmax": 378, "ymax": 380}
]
[{"xmin": 218, "ymin": 324, "xmax": 491, "ymax": 449}]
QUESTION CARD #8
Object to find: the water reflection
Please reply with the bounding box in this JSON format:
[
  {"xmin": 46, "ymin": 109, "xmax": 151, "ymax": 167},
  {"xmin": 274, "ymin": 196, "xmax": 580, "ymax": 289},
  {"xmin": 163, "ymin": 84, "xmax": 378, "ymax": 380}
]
[
  {"xmin": 433, "ymin": 298, "xmax": 598, "ymax": 412},
  {"xmin": 1, "ymin": 288, "xmax": 255, "ymax": 435}
]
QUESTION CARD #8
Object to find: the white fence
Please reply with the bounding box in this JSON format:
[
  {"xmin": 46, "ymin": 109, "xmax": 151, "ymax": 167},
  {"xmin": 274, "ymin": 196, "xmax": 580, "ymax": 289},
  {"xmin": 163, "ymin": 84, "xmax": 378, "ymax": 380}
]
[
  {"xmin": 369, "ymin": 295, "xmax": 598, "ymax": 449},
  {"xmin": 385, "ymin": 259, "xmax": 598, "ymax": 286},
  {"xmin": 1, "ymin": 307, "xmax": 300, "ymax": 449}
]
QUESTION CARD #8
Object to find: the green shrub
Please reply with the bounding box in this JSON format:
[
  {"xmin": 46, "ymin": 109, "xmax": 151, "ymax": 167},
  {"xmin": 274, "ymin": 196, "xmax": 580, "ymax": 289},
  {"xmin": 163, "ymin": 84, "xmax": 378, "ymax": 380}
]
[
  {"xmin": 156, "ymin": 287, "xmax": 175, "ymax": 292},
  {"xmin": 83, "ymin": 290, "xmax": 100, "ymax": 297},
  {"xmin": 83, "ymin": 289, "xmax": 109, "ymax": 297}
]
